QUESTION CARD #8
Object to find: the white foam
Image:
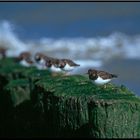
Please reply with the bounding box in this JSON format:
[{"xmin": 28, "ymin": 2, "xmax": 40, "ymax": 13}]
[
  {"xmin": 0, "ymin": 20, "xmax": 140, "ymax": 69},
  {"xmin": 75, "ymin": 60, "xmax": 102, "ymax": 68},
  {"xmin": 0, "ymin": 20, "xmax": 29, "ymax": 57}
]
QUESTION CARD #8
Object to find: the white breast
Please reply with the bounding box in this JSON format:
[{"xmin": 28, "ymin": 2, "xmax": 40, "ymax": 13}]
[
  {"xmin": 92, "ymin": 76, "xmax": 111, "ymax": 85},
  {"xmin": 49, "ymin": 65, "xmax": 62, "ymax": 73},
  {"xmin": 39, "ymin": 59, "xmax": 46, "ymax": 65},
  {"xmin": 35, "ymin": 63, "xmax": 47, "ymax": 70},
  {"xmin": 35, "ymin": 59, "xmax": 47, "ymax": 70},
  {"xmin": 62, "ymin": 64, "xmax": 74, "ymax": 71},
  {"xmin": 20, "ymin": 60, "xmax": 31, "ymax": 67}
]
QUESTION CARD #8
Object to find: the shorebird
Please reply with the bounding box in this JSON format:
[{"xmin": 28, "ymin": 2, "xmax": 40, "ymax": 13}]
[
  {"xmin": 45, "ymin": 58, "xmax": 64, "ymax": 76},
  {"xmin": 34, "ymin": 52, "xmax": 50, "ymax": 70},
  {"xmin": 18, "ymin": 51, "xmax": 34, "ymax": 67},
  {"xmin": 87, "ymin": 69, "xmax": 118, "ymax": 87},
  {"xmin": 58, "ymin": 59, "xmax": 80, "ymax": 75}
]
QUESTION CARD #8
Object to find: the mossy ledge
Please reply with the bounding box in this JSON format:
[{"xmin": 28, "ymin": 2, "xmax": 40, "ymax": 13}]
[{"xmin": 0, "ymin": 58, "xmax": 140, "ymax": 138}]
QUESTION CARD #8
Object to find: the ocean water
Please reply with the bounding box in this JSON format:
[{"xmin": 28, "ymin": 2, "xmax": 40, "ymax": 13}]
[{"xmin": 0, "ymin": 2, "xmax": 140, "ymax": 95}]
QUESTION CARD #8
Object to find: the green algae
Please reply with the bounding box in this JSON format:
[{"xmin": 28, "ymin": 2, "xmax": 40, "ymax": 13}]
[
  {"xmin": 33, "ymin": 73, "xmax": 140, "ymax": 137},
  {"xmin": 5, "ymin": 79, "xmax": 30, "ymax": 106},
  {"xmin": 0, "ymin": 57, "xmax": 136, "ymax": 102},
  {"xmin": 88, "ymin": 101, "xmax": 140, "ymax": 138},
  {"xmin": 35, "ymin": 74, "xmax": 137, "ymax": 101},
  {"xmin": 0, "ymin": 58, "xmax": 140, "ymax": 138}
]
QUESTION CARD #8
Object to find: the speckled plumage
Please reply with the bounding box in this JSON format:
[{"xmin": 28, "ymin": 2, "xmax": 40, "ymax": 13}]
[
  {"xmin": 58, "ymin": 59, "xmax": 80, "ymax": 72},
  {"xmin": 87, "ymin": 69, "xmax": 117, "ymax": 85},
  {"xmin": 18, "ymin": 51, "xmax": 34, "ymax": 67}
]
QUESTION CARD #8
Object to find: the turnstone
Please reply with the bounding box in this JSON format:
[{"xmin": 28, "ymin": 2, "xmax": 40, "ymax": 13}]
[
  {"xmin": 46, "ymin": 58, "xmax": 63, "ymax": 73},
  {"xmin": 58, "ymin": 59, "xmax": 80, "ymax": 75},
  {"xmin": 0, "ymin": 47, "xmax": 7, "ymax": 59},
  {"xmin": 34, "ymin": 52, "xmax": 49, "ymax": 70},
  {"xmin": 87, "ymin": 69, "xmax": 117, "ymax": 86},
  {"xmin": 18, "ymin": 51, "xmax": 34, "ymax": 67}
]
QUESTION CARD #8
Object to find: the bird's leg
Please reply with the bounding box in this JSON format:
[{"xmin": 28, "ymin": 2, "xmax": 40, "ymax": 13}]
[
  {"xmin": 62, "ymin": 72, "xmax": 70, "ymax": 77},
  {"xmin": 51, "ymin": 72, "xmax": 58, "ymax": 77}
]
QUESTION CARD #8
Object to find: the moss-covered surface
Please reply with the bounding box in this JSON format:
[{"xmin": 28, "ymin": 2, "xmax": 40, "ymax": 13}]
[
  {"xmin": 0, "ymin": 58, "xmax": 140, "ymax": 138},
  {"xmin": 33, "ymin": 74, "xmax": 140, "ymax": 138},
  {"xmin": 5, "ymin": 79, "xmax": 30, "ymax": 106}
]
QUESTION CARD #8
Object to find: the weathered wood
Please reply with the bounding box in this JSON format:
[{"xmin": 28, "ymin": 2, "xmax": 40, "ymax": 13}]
[
  {"xmin": 0, "ymin": 58, "xmax": 140, "ymax": 138},
  {"xmin": 32, "ymin": 75, "xmax": 140, "ymax": 138}
]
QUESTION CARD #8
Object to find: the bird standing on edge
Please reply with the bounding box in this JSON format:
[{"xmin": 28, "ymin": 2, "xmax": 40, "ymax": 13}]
[
  {"xmin": 58, "ymin": 59, "xmax": 80, "ymax": 75},
  {"xmin": 45, "ymin": 58, "xmax": 64, "ymax": 76},
  {"xmin": 87, "ymin": 69, "xmax": 118, "ymax": 88},
  {"xmin": 34, "ymin": 52, "xmax": 50, "ymax": 70},
  {"xmin": 18, "ymin": 51, "xmax": 34, "ymax": 67}
]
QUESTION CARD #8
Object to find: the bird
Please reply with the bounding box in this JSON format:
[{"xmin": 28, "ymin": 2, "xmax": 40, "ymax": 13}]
[
  {"xmin": 34, "ymin": 52, "xmax": 50, "ymax": 70},
  {"xmin": 17, "ymin": 51, "xmax": 34, "ymax": 67},
  {"xmin": 87, "ymin": 69, "xmax": 118, "ymax": 87},
  {"xmin": 45, "ymin": 58, "xmax": 64, "ymax": 75},
  {"xmin": 58, "ymin": 59, "xmax": 80, "ymax": 75},
  {"xmin": 34, "ymin": 52, "xmax": 62, "ymax": 75},
  {"xmin": 0, "ymin": 47, "xmax": 7, "ymax": 59}
]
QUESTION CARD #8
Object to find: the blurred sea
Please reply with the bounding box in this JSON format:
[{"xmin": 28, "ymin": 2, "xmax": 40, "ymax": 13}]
[{"xmin": 0, "ymin": 2, "xmax": 140, "ymax": 95}]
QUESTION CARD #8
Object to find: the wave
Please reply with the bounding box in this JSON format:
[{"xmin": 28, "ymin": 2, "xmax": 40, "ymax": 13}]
[{"xmin": 0, "ymin": 20, "xmax": 140, "ymax": 68}]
